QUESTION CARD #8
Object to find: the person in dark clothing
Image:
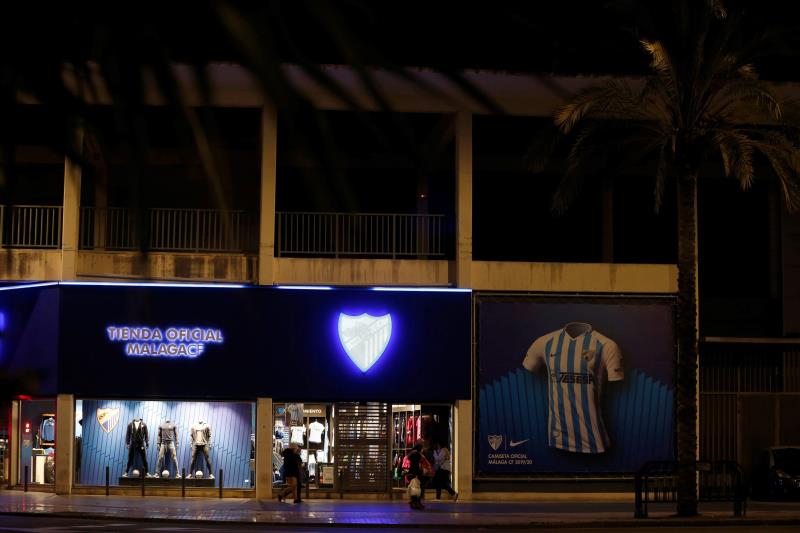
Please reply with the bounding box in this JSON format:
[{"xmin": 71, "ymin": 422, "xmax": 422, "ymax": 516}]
[
  {"xmin": 277, "ymin": 443, "xmax": 302, "ymax": 503},
  {"xmin": 405, "ymin": 443, "xmax": 425, "ymax": 510}
]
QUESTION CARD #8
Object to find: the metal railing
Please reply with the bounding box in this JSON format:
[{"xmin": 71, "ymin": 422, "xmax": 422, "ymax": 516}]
[
  {"xmin": 80, "ymin": 207, "xmax": 258, "ymax": 253},
  {"xmin": 634, "ymin": 460, "xmax": 747, "ymax": 518},
  {"xmin": 276, "ymin": 212, "xmax": 448, "ymax": 258},
  {"xmin": 0, "ymin": 205, "xmax": 63, "ymax": 248}
]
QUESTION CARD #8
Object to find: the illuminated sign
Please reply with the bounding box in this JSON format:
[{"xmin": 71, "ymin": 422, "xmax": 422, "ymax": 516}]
[
  {"xmin": 337, "ymin": 313, "xmax": 392, "ymax": 372},
  {"xmin": 106, "ymin": 326, "xmax": 224, "ymax": 358}
]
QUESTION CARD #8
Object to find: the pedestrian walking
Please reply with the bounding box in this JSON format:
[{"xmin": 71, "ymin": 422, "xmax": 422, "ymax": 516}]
[
  {"xmin": 277, "ymin": 443, "xmax": 302, "ymax": 503},
  {"xmin": 433, "ymin": 441, "xmax": 457, "ymax": 500}
]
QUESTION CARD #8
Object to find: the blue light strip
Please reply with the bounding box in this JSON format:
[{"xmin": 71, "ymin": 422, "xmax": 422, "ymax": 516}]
[
  {"xmin": 60, "ymin": 281, "xmax": 247, "ymax": 289},
  {"xmin": 275, "ymin": 285, "xmax": 333, "ymax": 290},
  {"xmin": 370, "ymin": 286, "xmax": 472, "ymax": 293},
  {"xmin": 0, "ymin": 282, "xmax": 59, "ymax": 292}
]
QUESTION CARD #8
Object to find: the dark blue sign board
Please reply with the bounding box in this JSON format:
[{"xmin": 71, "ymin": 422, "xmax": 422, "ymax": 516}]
[{"xmin": 0, "ymin": 284, "xmax": 471, "ymax": 402}]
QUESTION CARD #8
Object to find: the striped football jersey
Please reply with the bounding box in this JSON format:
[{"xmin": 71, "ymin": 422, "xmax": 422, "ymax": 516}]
[{"xmin": 522, "ymin": 323, "xmax": 623, "ymax": 453}]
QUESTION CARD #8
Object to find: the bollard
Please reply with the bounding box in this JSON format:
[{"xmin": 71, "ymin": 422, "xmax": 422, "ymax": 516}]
[
  {"xmin": 141, "ymin": 469, "xmax": 145, "ymax": 497},
  {"xmin": 305, "ymin": 470, "xmax": 310, "ymax": 500},
  {"xmin": 24, "ymin": 466, "xmax": 28, "ymax": 492},
  {"xmin": 181, "ymin": 468, "xmax": 186, "ymax": 498},
  {"xmin": 338, "ymin": 469, "xmax": 344, "ymax": 500},
  {"xmin": 105, "ymin": 466, "xmax": 110, "ymax": 496},
  {"xmin": 218, "ymin": 469, "xmax": 223, "ymax": 499}
]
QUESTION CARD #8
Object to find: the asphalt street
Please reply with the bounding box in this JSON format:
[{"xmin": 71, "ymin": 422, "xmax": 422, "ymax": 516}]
[{"xmin": 2, "ymin": 515, "xmax": 800, "ymax": 532}]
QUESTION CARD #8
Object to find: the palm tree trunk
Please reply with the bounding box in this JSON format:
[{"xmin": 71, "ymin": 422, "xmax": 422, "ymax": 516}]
[{"xmin": 676, "ymin": 171, "xmax": 699, "ymax": 517}]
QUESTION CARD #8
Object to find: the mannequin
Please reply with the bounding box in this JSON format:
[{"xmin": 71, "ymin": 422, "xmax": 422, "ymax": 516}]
[
  {"xmin": 39, "ymin": 415, "xmax": 56, "ymax": 447},
  {"xmin": 187, "ymin": 419, "xmax": 214, "ymax": 479},
  {"xmin": 156, "ymin": 418, "xmax": 180, "ymax": 478},
  {"xmin": 122, "ymin": 417, "xmax": 150, "ymax": 477}
]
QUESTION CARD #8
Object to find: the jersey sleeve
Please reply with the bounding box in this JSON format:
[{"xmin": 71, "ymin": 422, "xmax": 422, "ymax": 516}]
[
  {"xmin": 522, "ymin": 334, "xmax": 548, "ymax": 372},
  {"xmin": 602, "ymin": 340, "xmax": 624, "ymax": 381}
]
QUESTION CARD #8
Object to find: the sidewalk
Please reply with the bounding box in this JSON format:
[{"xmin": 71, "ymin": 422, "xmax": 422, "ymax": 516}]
[{"xmin": 1, "ymin": 491, "xmax": 799, "ymax": 528}]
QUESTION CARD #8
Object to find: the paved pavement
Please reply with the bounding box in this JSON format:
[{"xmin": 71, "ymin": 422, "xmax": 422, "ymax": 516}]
[{"xmin": 0, "ymin": 491, "xmax": 799, "ymax": 528}]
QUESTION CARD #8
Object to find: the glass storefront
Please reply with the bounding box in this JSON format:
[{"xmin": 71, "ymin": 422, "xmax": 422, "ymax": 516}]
[
  {"xmin": 18, "ymin": 399, "xmax": 56, "ymax": 485},
  {"xmin": 75, "ymin": 399, "xmax": 255, "ymax": 488},
  {"xmin": 273, "ymin": 401, "xmax": 453, "ymax": 494}
]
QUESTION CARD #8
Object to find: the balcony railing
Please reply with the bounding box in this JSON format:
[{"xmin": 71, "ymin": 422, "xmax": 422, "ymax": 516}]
[
  {"xmin": 0, "ymin": 206, "xmax": 448, "ymax": 258},
  {"xmin": 79, "ymin": 207, "xmax": 259, "ymax": 253},
  {"xmin": 0, "ymin": 205, "xmax": 63, "ymax": 248},
  {"xmin": 276, "ymin": 212, "xmax": 447, "ymax": 258}
]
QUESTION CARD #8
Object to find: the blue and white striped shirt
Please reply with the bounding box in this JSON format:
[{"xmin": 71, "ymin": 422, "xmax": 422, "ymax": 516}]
[{"xmin": 523, "ymin": 323, "xmax": 623, "ymax": 454}]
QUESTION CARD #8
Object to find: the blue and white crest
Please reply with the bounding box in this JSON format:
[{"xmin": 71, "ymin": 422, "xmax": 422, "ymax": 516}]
[
  {"xmin": 96, "ymin": 407, "xmax": 120, "ymax": 434},
  {"xmin": 337, "ymin": 312, "xmax": 392, "ymax": 372}
]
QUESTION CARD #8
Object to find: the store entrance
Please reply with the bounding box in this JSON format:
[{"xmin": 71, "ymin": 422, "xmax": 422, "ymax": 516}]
[
  {"xmin": 390, "ymin": 404, "xmax": 454, "ymax": 492},
  {"xmin": 272, "ymin": 402, "xmax": 454, "ymax": 496}
]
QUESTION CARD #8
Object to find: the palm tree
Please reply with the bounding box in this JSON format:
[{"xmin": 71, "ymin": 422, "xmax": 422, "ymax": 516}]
[{"xmin": 546, "ymin": 1, "xmax": 800, "ymax": 516}]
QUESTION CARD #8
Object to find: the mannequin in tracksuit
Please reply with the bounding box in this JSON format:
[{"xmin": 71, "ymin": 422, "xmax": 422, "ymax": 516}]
[
  {"xmin": 187, "ymin": 420, "xmax": 214, "ymax": 479},
  {"xmin": 123, "ymin": 418, "xmax": 149, "ymax": 477}
]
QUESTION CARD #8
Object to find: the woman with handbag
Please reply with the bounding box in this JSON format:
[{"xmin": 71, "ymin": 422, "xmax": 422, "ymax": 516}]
[{"xmin": 403, "ymin": 443, "xmax": 428, "ymax": 510}]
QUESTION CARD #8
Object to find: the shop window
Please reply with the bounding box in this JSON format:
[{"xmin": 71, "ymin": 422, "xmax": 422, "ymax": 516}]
[
  {"xmin": 18, "ymin": 399, "xmax": 56, "ymax": 486},
  {"xmin": 74, "ymin": 399, "xmax": 255, "ymax": 489},
  {"xmin": 273, "ymin": 403, "xmax": 334, "ymax": 494}
]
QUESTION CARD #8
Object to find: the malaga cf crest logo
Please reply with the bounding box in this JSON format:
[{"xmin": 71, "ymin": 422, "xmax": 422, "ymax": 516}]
[
  {"xmin": 96, "ymin": 407, "xmax": 120, "ymax": 433},
  {"xmin": 488, "ymin": 435, "xmax": 503, "ymax": 451},
  {"xmin": 337, "ymin": 312, "xmax": 392, "ymax": 372}
]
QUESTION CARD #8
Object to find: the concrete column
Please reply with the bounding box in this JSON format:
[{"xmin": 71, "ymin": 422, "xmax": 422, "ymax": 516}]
[
  {"xmin": 9, "ymin": 400, "xmax": 19, "ymax": 487},
  {"xmin": 255, "ymin": 397, "xmax": 273, "ymax": 499},
  {"xmin": 55, "ymin": 394, "xmax": 74, "ymax": 495},
  {"xmin": 61, "ymin": 128, "xmax": 84, "ymax": 280},
  {"xmin": 258, "ymin": 103, "xmax": 278, "ymax": 286},
  {"xmin": 454, "ymin": 112, "xmax": 473, "ymax": 288},
  {"xmin": 454, "ymin": 399, "xmax": 472, "ymax": 500}
]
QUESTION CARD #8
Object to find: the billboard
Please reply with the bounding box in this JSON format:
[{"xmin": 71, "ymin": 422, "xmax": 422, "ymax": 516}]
[{"xmin": 476, "ymin": 295, "xmax": 675, "ymax": 475}]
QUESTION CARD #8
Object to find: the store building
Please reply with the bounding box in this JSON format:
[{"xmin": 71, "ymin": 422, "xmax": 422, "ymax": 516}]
[{"xmin": 1, "ymin": 282, "xmax": 471, "ymax": 498}]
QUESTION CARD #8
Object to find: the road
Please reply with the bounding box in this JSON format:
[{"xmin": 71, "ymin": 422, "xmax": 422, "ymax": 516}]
[{"xmin": 1, "ymin": 516, "xmax": 800, "ymax": 532}]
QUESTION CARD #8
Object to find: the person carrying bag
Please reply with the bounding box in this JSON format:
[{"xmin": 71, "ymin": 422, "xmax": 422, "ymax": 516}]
[{"xmin": 402, "ymin": 443, "xmax": 431, "ymax": 510}]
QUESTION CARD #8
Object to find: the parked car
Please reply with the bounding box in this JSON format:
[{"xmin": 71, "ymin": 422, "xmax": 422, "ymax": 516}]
[{"xmin": 751, "ymin": 446, "xmax": 800, "ymax": 500}]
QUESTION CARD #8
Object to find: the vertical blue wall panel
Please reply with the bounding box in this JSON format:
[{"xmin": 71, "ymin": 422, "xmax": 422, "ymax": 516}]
[
  {"xmin": 78, "ymin": 399, "xmax": 253, "ymax": 487},
  {"xmin": 477, "ymin": 368, "xmax": 674, "ymax": 473}
]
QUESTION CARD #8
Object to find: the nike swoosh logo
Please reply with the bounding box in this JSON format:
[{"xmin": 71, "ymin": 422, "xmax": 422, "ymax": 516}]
[{"xmin": 509, "ymin": 439, "xmax": 529, "ymax": 447}]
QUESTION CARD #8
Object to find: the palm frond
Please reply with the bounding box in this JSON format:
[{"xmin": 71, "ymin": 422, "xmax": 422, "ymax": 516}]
[
  {"xmin": 640, "ymin": 39, "xmax": 680, "ymax": 114},
  {"xmin": 750, "ymin": 131, "xmax": 800, "ymax": 210},
  {"xmin": 555, "ymin": 80, "xmax": 642, "ymax": 134},
  {"xmin": 714, "ymin": 130, "xmax": 755, "ymax": 189},
  {"xmin": 706, "ymin": 78, "xmax": 782, "ymax": 122}
]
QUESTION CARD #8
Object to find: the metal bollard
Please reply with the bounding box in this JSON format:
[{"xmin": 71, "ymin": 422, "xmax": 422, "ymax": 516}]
[
  {"xmin": 218, "ymin": 469, "xmax": 223, "ymax": 499},
  {"xmin": 338, "ymin": 469, "xmax": 344, "ymax": 500},
  {"xmin": 24, "ymin": 466, "xmax": 28, "ymax": 492},
  {"xmin": 181, "ymin": 468, "xmax": 186, "ymax": 498},
  {"xmin": 140, "ymin": 469, "xmax": 145, "ymax": 497},
  {"xmin": 105, "ymin": 466, "xmax": 110, "ymax": 496}
]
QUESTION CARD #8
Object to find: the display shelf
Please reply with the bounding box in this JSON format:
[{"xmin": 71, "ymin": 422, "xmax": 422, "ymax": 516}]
[{"xmin": 118, "ymin": 476, "xmax": 215, "ymax": 487}]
